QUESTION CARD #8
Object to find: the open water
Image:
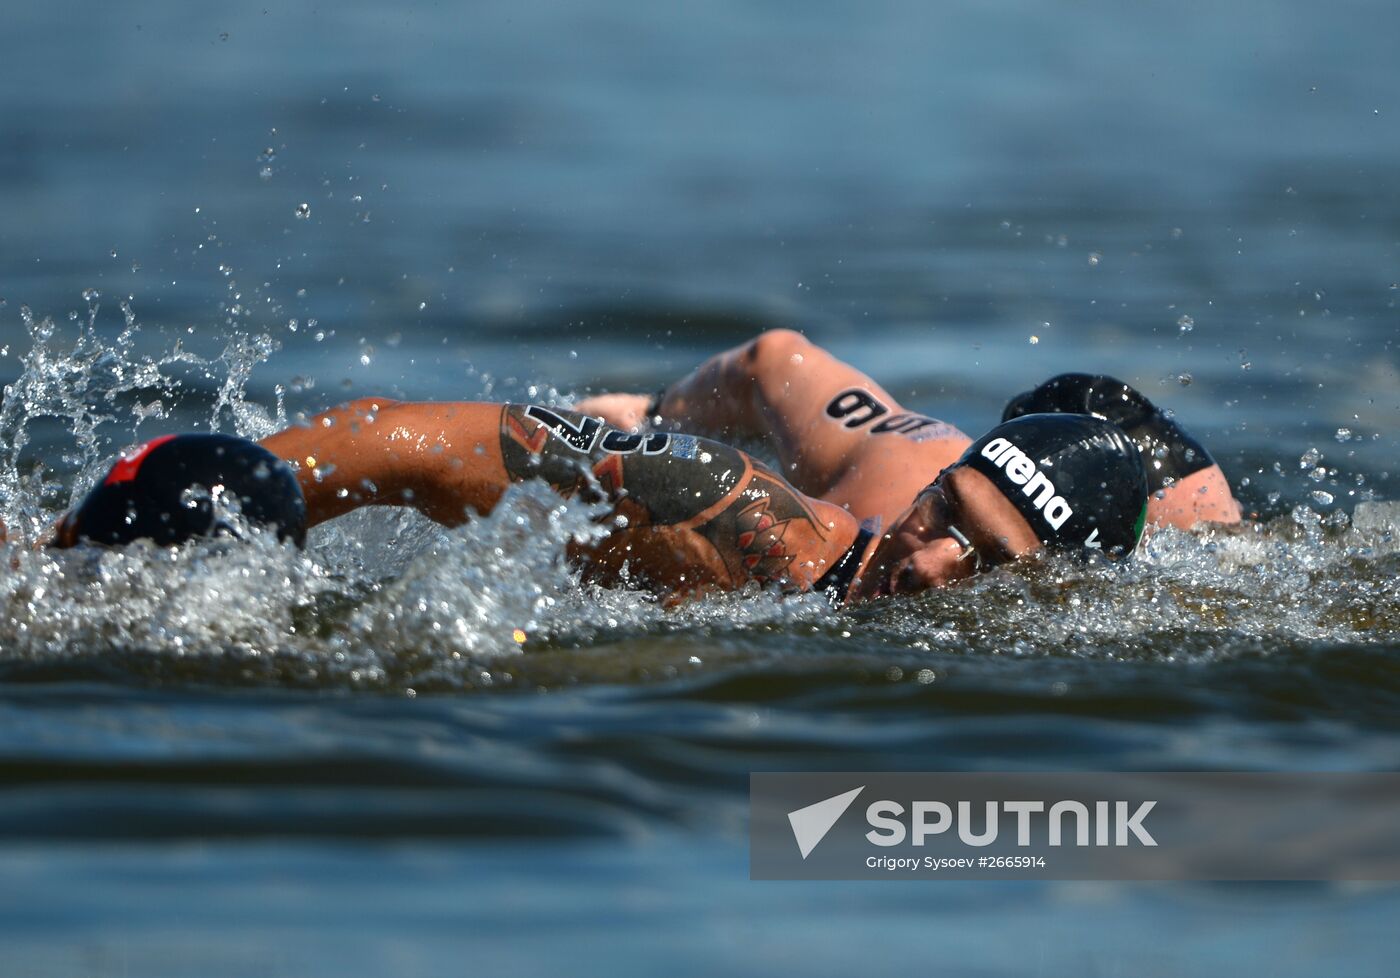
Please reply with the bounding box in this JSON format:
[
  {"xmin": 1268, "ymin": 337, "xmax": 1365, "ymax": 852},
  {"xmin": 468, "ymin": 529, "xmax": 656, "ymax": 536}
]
[{"xmin": 2, "ymin": 1, "xmax": 1399, "ymax": 974}]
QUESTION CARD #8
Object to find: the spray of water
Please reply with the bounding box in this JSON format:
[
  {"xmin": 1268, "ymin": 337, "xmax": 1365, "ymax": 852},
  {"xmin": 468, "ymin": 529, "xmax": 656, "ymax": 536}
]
[{"xmin": 0, "ymin": 299, "xmax": 1396, "ymax": 693}]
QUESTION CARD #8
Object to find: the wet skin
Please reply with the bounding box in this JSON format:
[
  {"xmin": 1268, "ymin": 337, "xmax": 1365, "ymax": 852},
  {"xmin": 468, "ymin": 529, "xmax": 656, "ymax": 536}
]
[
  {"xmin": 250, "ymin": 399, "xmax": 1047, "ymax": 604},
  {"xmin": 851, "ymin": 465, "xmax": 1042, "ymax": 600}
]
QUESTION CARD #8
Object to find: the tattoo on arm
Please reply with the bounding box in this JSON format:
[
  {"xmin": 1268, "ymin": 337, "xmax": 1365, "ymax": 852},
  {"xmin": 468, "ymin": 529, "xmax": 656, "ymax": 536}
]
[
  {"xmin": 498, "ymin": 404, "xmax": 740, "ymax": 523},
  {"xmin": 693, "ymin": 468, "xmax": 828, "ymax": 586},
  {"xmin": 497, "ymin": 404, "xmax": 832, "ymax": 588}
]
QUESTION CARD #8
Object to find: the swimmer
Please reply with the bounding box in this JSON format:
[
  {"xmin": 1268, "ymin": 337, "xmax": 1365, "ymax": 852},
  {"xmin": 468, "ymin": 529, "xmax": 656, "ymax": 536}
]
[
  {"xmin": 51, "ymin": 391, "xmax": 1150, "ymax": 604},
  {"xmin": 574, "ymin": 329, "xmax": 1241, "ymax": 534}
]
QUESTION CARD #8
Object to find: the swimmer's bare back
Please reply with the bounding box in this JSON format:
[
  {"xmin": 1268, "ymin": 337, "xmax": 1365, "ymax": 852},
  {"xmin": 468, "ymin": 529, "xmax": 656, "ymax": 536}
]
[{"xmin": 259, "ymin": 400, "xmax": 863, "ymax": 602}]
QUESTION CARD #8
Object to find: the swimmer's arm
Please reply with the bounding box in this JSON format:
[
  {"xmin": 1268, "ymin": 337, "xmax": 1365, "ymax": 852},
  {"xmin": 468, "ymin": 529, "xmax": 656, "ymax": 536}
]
[
  {"xmin": 258, "ymin": 398, "xmax": 501, "ymax": 526},
  {"xmin": 576, "ymin": 329, "xmax": 948, "ymax": 495},
  {"xmin": 259, "ymin": 399, "xmax": 861, "ymax": 596}
]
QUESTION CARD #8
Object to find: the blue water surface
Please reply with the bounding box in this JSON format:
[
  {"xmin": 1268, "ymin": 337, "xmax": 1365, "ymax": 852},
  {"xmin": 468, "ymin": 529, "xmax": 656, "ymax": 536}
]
[{"xmin": 2, "ymin": 1, "xmax": 1399, "ymax": 975}]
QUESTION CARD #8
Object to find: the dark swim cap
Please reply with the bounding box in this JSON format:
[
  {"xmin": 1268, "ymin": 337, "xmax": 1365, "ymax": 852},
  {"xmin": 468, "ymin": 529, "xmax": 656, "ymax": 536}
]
[
  {"xmin": 1002, "ymin": 373, "xmax": 1214, "ymax": 494},
  {"xmin": 58, "ymin": 433, "xmax": 306, "ymax": 548},
  {"xmin": 954, "ymin": 414, "xmax": 1148, "ymax": 557}
]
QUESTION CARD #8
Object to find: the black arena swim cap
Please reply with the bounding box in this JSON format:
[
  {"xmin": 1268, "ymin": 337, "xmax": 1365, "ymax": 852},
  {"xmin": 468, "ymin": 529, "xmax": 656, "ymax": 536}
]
[
  {"xmin": 1002, "ymin": 373, "xmax": 1214, "ymax": 494},
  {"xmin": 954, "ymin": 414, "xmax": 1148, "ymax": 557},
  {"xmin": 58, "ymin": 433, "xmax": 306, "ymax": 548}
]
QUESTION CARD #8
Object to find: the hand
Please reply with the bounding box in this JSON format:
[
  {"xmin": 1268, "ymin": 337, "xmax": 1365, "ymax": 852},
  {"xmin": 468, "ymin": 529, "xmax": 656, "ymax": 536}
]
[{"xmin": 571, "ymin": 392, "xmax": 653, "ymax": 432}]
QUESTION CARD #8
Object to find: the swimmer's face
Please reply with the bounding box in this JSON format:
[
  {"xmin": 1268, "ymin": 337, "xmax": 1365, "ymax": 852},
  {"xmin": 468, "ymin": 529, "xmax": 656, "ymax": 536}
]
[{"xmin": 854, "ymin": 465, "xmax": 1042, "ymax": 598}]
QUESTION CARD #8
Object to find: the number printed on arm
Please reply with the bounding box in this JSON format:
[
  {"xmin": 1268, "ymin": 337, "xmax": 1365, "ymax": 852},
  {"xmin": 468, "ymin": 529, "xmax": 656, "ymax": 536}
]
[{"xmin": 824, "ymin": 389, "xmax": 961, "ymax": 443}]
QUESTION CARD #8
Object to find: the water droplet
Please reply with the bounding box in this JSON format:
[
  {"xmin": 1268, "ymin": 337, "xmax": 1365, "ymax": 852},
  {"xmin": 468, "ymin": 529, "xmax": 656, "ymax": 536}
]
[
  {"xmin": 294, "ymin": 203, "xmax": 311, "ymax": 219},
  {"xmin": 81, "ymin": 287, "xmax": 100, "ymax": 302},
  {"xmin": 418, "ymin": 301, "xmax": 427, "ymax": 311},
  {"xmin": 1334, "ymin": 427, "xmax": 1352, "ymax": 442},
  {"xmin": 1087, "ymin": 252, "xmax": 1102, "ymax": 266},
  {"xmin": 1299, "ymin": 447, "xmax": 1322, "ymax": 469},
  {"xmin": 1311, "ymin": 490, "xmax": 1334, "ymax": 506},
  {"xmin": 1028, "ymin": 335, "xmax": 1039, "ymax": 345},
  {"xmin": 1175, "ymin": 372, "xmax": 1192, "ymax": 386},
  {"xmin": 1177, "ymin": 314, "xmax": 1194, "ymax": 333}
]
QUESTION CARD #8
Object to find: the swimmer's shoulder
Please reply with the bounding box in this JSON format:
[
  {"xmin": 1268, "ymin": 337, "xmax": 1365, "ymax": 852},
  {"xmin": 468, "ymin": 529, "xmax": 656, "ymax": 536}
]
[{"xmin": 824, "ymin": 432, "xmax": 972, "ymax": 525}]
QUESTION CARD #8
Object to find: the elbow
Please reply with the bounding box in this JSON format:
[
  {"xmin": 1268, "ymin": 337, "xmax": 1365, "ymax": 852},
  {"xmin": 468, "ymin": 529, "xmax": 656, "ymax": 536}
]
[
  {"xmin": 736, "ymin": 329, "xmax": 814, "ymax": 384},
  {"xmin": 337, "ymin": 396, "xmax": 401, "ymax": 418}
]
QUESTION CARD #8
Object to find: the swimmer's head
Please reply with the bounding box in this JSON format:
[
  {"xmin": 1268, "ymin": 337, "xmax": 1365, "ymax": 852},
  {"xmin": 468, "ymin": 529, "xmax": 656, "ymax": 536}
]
[
  {"xmin": 1003, "ymin": 372, "xmax": 1155, "ymax": 428},
  {"xmin": 54, "ymin": 433, "xmax": 306, "ymax": 548},
  {"xmin": 954, "ymin": 413, "xmax": 1148, "ymax": 557},
  {"xmin": 1002, "ymin": 372, "xmax": 1214, "ymax": 494},
  {"xmin": 854, "ymin": 414, "xmax": 1148, "ymax": 599}
]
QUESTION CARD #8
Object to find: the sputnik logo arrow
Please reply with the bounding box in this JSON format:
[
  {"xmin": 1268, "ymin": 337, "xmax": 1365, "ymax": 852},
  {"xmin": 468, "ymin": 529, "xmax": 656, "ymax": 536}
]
[{"xmin": 787, "ymin": 786, "xmax": 864, "ymax": 859}]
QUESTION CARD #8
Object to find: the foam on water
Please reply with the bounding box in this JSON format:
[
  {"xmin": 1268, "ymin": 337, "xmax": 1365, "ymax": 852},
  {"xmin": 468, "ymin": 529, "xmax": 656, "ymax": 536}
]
[{"xmin": 1, "ymin": 304, "xmax": 1397, "ymax": 693}]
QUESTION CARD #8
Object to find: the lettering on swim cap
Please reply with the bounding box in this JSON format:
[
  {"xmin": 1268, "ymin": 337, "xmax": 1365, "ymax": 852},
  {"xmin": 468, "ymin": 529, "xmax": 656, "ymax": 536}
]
[
  {"xmin": 978, "ymin": 437, "xmax": 1074, "ymax": 531},
  {"xmin": 980, "ymin": 438, "xmax": 1013, "ymax": 463}
]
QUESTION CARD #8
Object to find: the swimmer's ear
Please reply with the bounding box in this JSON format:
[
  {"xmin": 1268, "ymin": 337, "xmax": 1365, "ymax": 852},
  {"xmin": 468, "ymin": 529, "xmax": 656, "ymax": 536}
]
[{"xmin": 43, "ymin": 513, "xmax": 79, "ymax": 549}]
